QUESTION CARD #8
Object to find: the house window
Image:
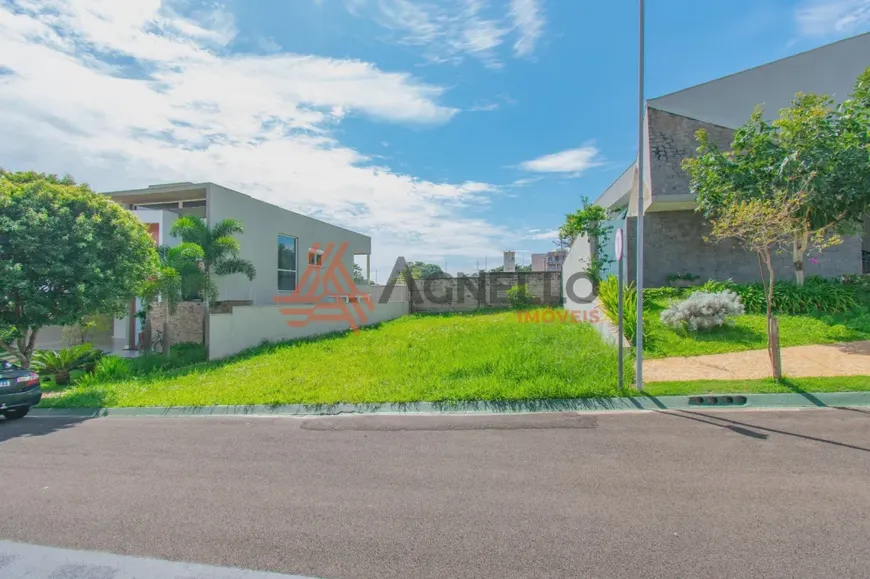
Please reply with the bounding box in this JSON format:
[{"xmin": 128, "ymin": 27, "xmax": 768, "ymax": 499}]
[
  {"xmin": 308, "ymin": 248, "xmax": 324, "ymax": 267},
  {"xmin": 278, "ymin": 234, "xmax": 297, "ymax": 291}
]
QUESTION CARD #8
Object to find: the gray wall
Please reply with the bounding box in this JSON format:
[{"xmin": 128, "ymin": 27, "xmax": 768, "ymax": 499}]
[
  {"xmin": 206, "ymin": 184, "xmax": 371, "ymax": 306},
  {"xmin": 410, "ymin": 273, "xmax": 562, "ymax": 313},
  {"xmin": 627, "ymin": 210, "xmax": 862, "ymax": 287},
  {"xmin": 642, "ymin": 107, "xmax": 863, "ymax": 285},
  {"xmin": 648, "ymin": 107, "xmax": 734, "ymax": 200}
]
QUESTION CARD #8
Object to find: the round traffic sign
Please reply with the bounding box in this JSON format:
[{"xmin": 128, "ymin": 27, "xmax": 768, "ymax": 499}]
[{"xmin": 614, "ymin": 228, "xmax": 623, "ymax": 262}]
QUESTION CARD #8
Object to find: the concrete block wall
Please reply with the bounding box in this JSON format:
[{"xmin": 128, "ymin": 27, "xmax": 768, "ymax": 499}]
[
  {"xmin": 635, "ymin": 106, "xmax": 864, "ymax": 286},
  {"xmin": 149, "ymin": 301, "xmax": 204, "ymax": 345},
  {"xmin": 625, "ymin": 211, "xmax": 862, "ymax": 287},
  {"xmin": 648, "ymin": 107, "xmax": 734, "ymax": 199},
  {"xmin": 409, "ymin": 272, "xmax": 562, "ymax": 313}
]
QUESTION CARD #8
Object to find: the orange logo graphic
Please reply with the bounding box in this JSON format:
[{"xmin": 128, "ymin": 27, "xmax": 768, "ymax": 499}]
[{"xmin": 274, "ymin": 241, "xmax": 374, "ymax": 332}]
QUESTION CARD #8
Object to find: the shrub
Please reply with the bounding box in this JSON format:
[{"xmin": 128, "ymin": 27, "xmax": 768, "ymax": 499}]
[
  {"xmin": 506, "ymin": 284, "xmax": 535, "ymax": 309},
  {"xmin": 90, "ymin": 355, "xmax": 133, "ymax": 383},
  {"xmin": 598, "ymin": 276, "xmax": 641, "ymax": 344},
  {"xmin": 127, "ymin": 342, "xmax": 207, "ymax": 375},
  {"xmin": 689, "ymin": 277, "xmax": 858, "ymax": 315},
  {"xmin": 660, "ymin": 291, "xmax": 745, "ymax": 331},
  {"xmin": 32, "ymin": 344, "xmax": 97, "ymax": 385},
  {"xmin": 644, "ymin": 287, "xmax": 685, "ymax": 301}
]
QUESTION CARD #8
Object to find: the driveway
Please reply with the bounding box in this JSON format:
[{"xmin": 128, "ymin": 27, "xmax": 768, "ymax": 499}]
[{"xmin": 1, "ymin": 409, "xmax": 869, "ymax": 578}]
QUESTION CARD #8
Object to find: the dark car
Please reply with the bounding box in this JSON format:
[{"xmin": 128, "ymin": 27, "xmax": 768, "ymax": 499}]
[{"xmin": 0, "ymin": 360, "xmax": 42, "ymax": 420}]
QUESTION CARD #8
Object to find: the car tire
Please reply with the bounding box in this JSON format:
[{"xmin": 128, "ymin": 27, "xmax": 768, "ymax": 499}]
[{"xmin": 2, "ymin": 407, "xmax": 30, "ymax": 420}]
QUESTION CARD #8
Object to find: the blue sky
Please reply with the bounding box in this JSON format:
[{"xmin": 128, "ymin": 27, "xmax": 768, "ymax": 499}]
[{"xmin": 0, "ymin": 0, "xmax": 868, "ymax": 277}]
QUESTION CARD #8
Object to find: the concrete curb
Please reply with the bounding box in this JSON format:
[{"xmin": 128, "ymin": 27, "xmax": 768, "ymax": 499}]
[{"xmin": 29, "ymin": 391, "xmax": 870, "ymax": 418}]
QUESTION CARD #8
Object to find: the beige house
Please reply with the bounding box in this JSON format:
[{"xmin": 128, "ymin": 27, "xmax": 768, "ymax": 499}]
[
  {"xmin": 35, "ymin": 182, "xmax": 378, "ymax": 355},
  {"xmin": 103, "ymin": 181, "xmax": 373, "ymax": 351}
]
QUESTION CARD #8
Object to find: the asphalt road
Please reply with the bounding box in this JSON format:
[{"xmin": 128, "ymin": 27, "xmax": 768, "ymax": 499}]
[{"xmin": 1, "ymin": 409, "xmax": 869, "ymax": 579}]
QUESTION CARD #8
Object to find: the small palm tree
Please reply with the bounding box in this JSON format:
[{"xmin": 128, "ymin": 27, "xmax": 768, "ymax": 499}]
[
  {"xmin": 169, "ymin": 217, "xmax": 256, "ymax": 336},
  {"xmin": 31, "ymin": 344, "xmax": 98, "ymax": 385},
  {"xmin": 141, "ymin": 243, "xmax": 206, "ymax": 355}
]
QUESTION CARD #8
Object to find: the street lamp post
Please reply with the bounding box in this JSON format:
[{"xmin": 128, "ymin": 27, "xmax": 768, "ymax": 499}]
[{"xmin": 635, "ymin": 0, "xmax": 646, "ymax": 391}]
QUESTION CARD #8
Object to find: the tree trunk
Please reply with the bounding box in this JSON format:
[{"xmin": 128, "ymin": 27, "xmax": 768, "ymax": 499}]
[
  {"xmin": 763, "ymin": 252, "xmax": 783, "ymax": 382},
  {"xmin": 163, "ymin": 298, "xmax": 171, "ymax": 359},
  {"xmin": 792, "ymin": 229, "xmax": 809, "ymax": 286},
  {"xmin": 9, "ymin": 328, "xmax": 40, "ymax": 369},
  {"xmin": 768, "ymin": 316, "xmax": 783, "ymax": 382}
]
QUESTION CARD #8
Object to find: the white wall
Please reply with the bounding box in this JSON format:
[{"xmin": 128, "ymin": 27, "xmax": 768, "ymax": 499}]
[
  {"xmin": 208, "ymin": 301, "xmax": 409, "ymax": 360},
  {"xmin": 206, "ymin": 184, "xmax": 371, "ymax": 306}
]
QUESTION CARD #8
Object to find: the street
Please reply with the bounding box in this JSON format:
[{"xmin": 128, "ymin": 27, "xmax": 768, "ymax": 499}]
[{"xmin": 1, "ymin": 409, "xmax": 869, "ymax": 579}]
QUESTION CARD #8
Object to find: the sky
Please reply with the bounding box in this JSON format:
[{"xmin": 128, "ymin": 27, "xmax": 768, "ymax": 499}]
[{"xmin": 1, "ymin": 0, "xmax": 869, "ymax": 279}]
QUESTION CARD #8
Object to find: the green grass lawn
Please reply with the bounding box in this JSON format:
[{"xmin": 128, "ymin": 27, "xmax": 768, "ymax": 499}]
[
  {"xmin": 39, "ymin": 310, "xmax": 633, "ymax": 408},
  {"xmin": 645, "ymin": 375, "xmax": 870, "ymax": 396},
  {"xmin": 644, "ymin": 298, "xmax": 870, "ymax": 358}
]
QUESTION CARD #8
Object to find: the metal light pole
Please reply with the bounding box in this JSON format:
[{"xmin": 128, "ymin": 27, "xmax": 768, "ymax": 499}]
[{"xmin": 635, "ymin": 0, "xmax": 646, "ymax": 391}]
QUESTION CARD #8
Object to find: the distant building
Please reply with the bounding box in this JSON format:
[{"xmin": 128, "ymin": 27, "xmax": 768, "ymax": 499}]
[{"xmin": 531, "ymin": 251, "xmax": 566, "ymax": 272}]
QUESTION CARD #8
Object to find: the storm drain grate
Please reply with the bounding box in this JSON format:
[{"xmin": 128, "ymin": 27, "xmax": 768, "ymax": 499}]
[{"xmin": 687, "ymin": 395, "xmax": 748, "ymax": 406}]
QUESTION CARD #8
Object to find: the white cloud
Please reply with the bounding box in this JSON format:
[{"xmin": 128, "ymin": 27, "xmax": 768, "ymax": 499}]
[
  {"xmin": 795, "ymin": 0, "xmax": 870, "ymax": 36},
  {"xmin": 519, "ymin": 146, "xmax": 604, "ymax": 175},
  {"xmin": 0, "ymin": 0, "xmax": 510, "ymax": 274},
  {"xmin": 351, "ymin": 0, "xmax": 545, "ymax": 67},
  {"xmin": 527, "ymin": 229, "xmax": 558, "ymax": 240},
  {"xmin": 510, "ymin": 177, "xmax": 540, "ymax": 187},
  {"xmin": 257, "ymin": 36, "xmax": 282, "ymax": 53},
  {"xmin": 509, "ymin": 0, "xmax": 545, "ymax": 57},
  {"xmin": 469, "ymin": 100, "xmax": 499, "ymax": 111}
]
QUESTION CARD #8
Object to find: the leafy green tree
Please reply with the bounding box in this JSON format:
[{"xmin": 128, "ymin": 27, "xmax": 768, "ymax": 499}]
[
  {"xmin": 489, "ymin": 264, "xmax": 532, "ymax": 273},
  {"xmin": 353, "ymin": 264, "xmax": 368, "ymax": 285},
  {"xmin": 559, "ymin": 196, "xmax": 612, "ymax": 286},
  {"xmin": 0, "ymin": 170, "xmax": 158, "ymax": 367},
  {"xmin": 406, "ymin": 261, "xmax": 448, "ymax": 279},
  {"xmin": 684, "ymin": 68, "xmax": 870, "ymax": 285},
  {"xmin": 169, "ymin": 217, "xmax": 256, "ymax": 304}
]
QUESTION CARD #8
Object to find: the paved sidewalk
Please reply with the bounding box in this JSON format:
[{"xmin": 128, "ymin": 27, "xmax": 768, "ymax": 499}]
[
  {"xmin": 646, "ymin": 340, "xmax": 870, "ymax": 381},
  {"xmin": 0, "ymin": 541, "xmax": 313, "ymax": 579}
]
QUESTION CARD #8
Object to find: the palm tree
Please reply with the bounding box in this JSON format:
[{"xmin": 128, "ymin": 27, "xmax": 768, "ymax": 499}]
[
  {"xmin": 141, "ymin": 243, "xmax": 205, "ymax": 355},
  {"xmin": 169, "ymin": 216, "xmax": 256, "ymax": 312}
]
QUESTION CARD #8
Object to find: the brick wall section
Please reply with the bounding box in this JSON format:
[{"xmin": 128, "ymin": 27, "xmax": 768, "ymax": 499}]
[
  {"xmin": 149, "ymin": 301, "xmax": 204, "ymax": 345},
  {"xmin": 410, "ymin": 272, "xmax": 562, "ymax": 313}
]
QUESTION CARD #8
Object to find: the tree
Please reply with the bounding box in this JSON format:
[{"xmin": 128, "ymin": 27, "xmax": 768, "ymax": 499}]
[
  {"xmin": 684, "ymin": 68, "xmax": 870, "ymax": 285},
  {"xmin": 353, "ymin": 264, "xmax": 368, "ymax": 285},
  {"xmin": 169, "ymin": 217, "xmax": 256, "ymax": 348},
  {"xmin": 559, "ymin": 196, "xmax": 612, "ymax": 287},
  {"xmin": 0, "ymin": 170, "xmax": 158, "ymax": 367},
  {"xmin": 140, "ymin": 243, "xmax": 205, "ymax": 356},
  {"xmin": 169, "ymin": 217, "xmax": 256, "ymax": 304},
  {"xmin": 489, "ymin": 264, "xmax": 532, "ymax": 273},
  {"xmin": 706, "ymin": 193, "xmax": 804, "ymax": 381},
  {"xmin": 406, "ymin": 261, "xmax": 447, "ymax": 279}
]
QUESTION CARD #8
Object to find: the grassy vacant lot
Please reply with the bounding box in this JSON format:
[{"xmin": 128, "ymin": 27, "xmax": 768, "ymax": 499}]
[
  {"xmin": 40, "ymin": 309, "xmax": 632, "ymax": 408},
  {"xmin": 644, "ymin": 297, "xmax": 870, "ymax": 358}
]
